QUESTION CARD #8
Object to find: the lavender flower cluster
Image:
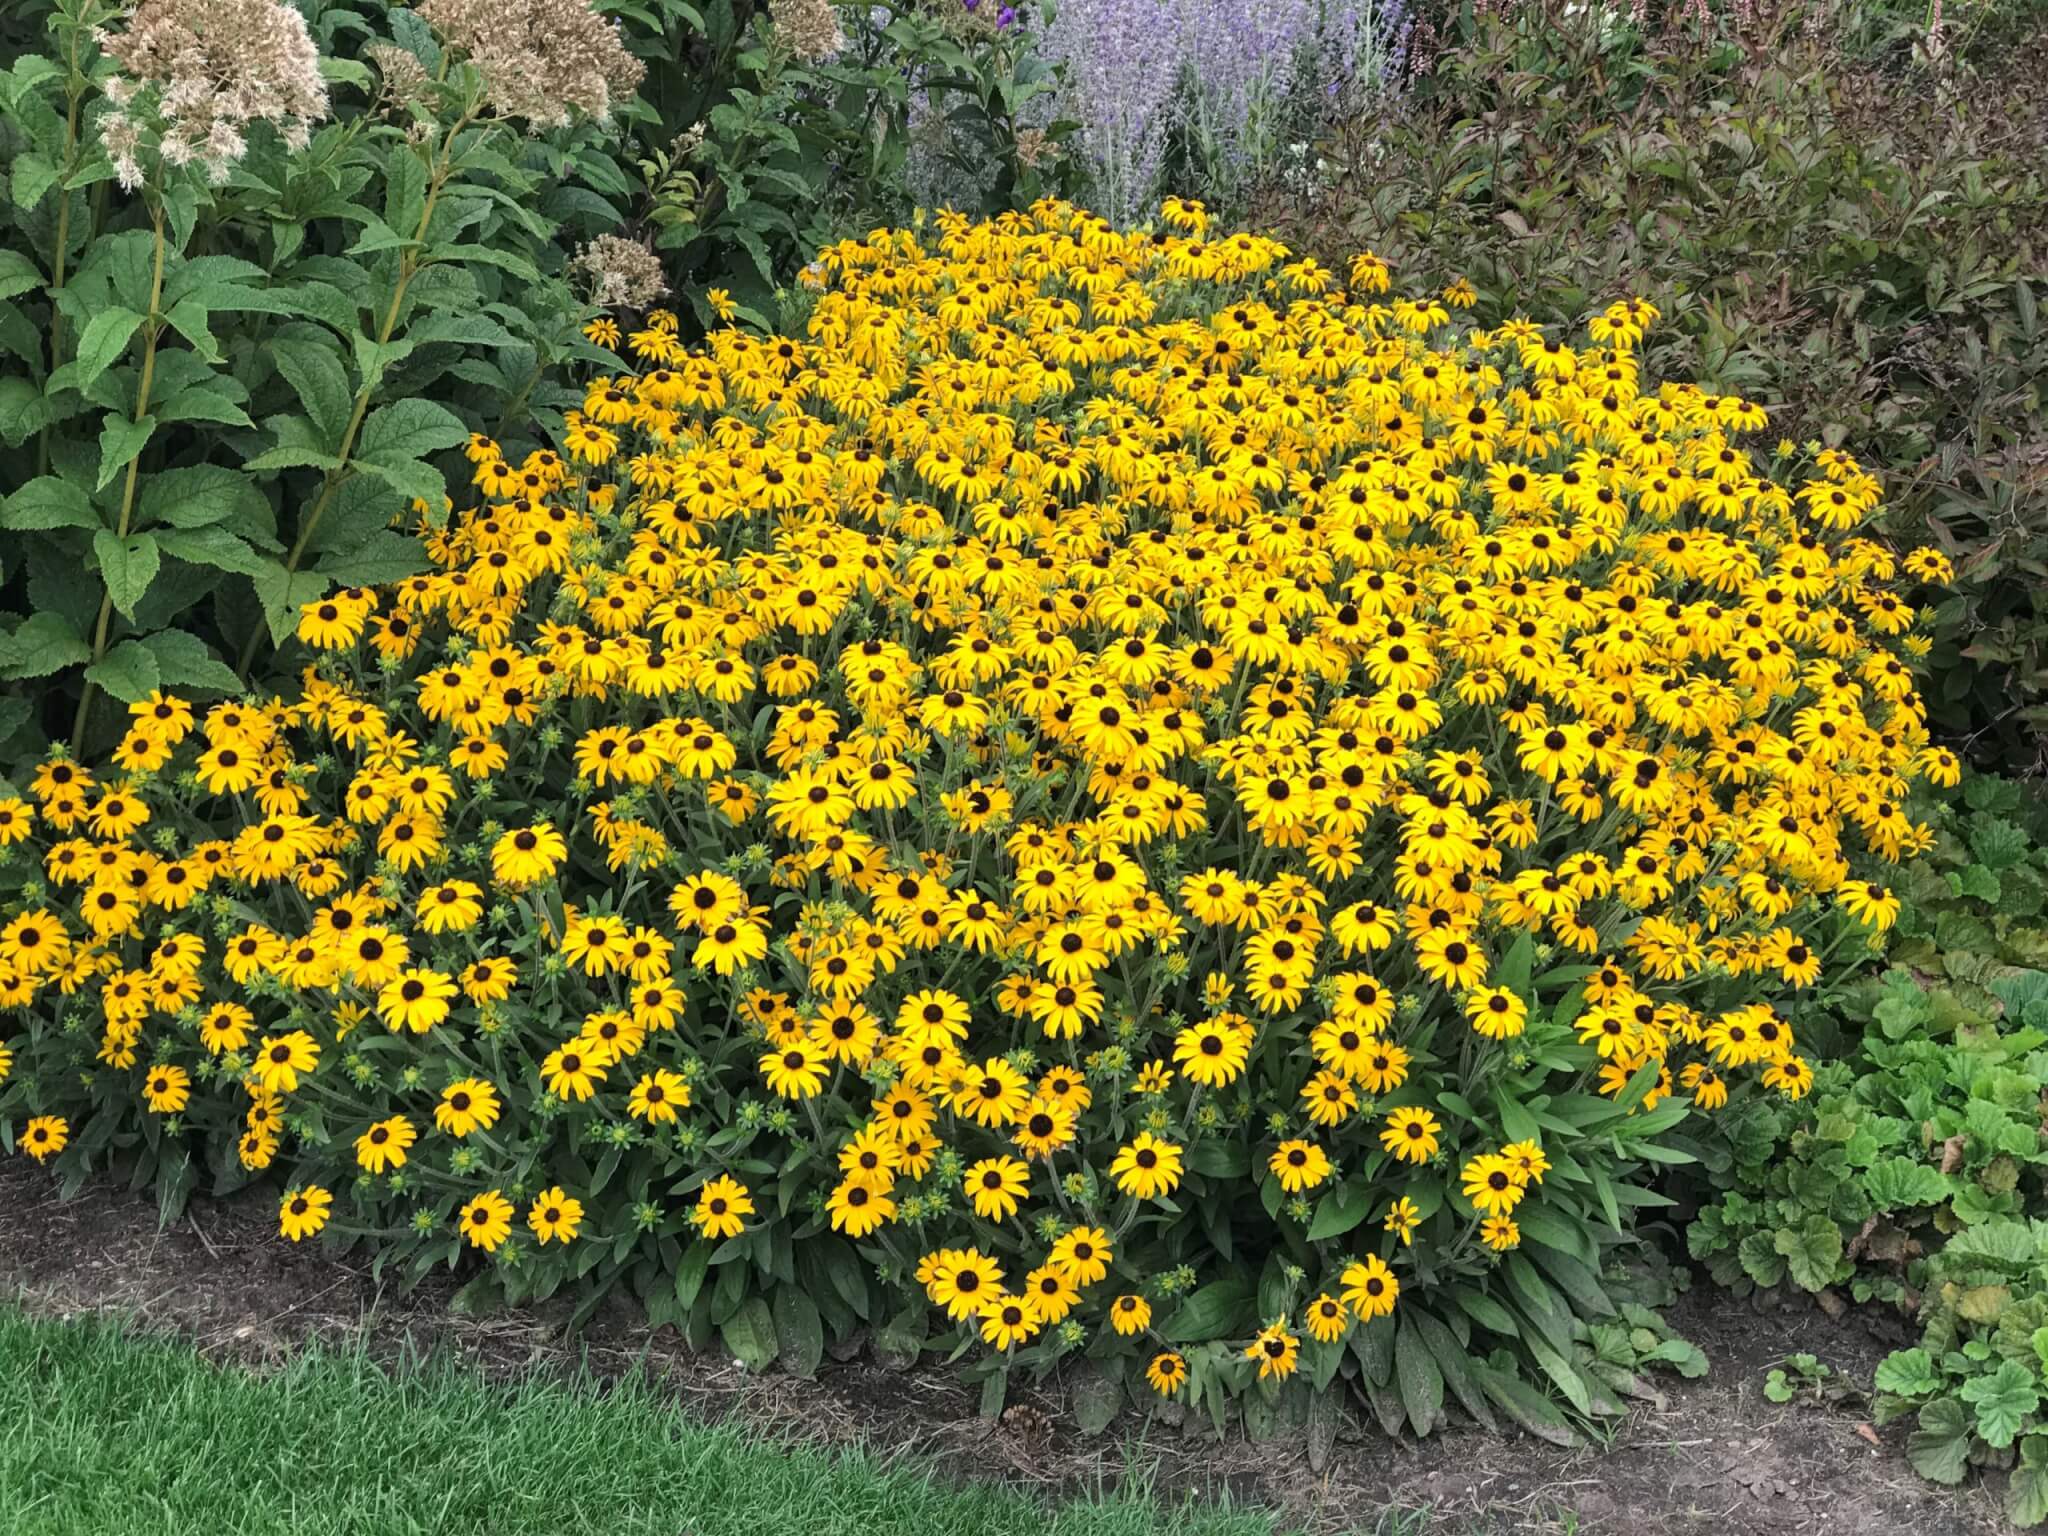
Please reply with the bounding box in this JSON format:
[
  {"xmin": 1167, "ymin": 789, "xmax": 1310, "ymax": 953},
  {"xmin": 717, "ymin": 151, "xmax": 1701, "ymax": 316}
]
[{"xmin": 1036, "ymin": 0, "xmax": 1406, "ymax": 222}]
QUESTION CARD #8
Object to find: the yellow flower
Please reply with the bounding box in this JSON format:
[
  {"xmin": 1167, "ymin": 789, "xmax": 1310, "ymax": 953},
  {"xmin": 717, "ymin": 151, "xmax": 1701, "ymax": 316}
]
[
  {"xmin": 694, "ymin": 1175, "xmax": 753, "ymax": 1240},
  {"xmin": 459, "ymin": 1189, "xmax": 515, "ymax": 1251},
  {"xmin": 279, "ymin": 1185, "xmax": 332, "ymax": 1241},
  {"xmin": 528, "ymin": 1186, "xmax": 584, "ymax": 1245}
]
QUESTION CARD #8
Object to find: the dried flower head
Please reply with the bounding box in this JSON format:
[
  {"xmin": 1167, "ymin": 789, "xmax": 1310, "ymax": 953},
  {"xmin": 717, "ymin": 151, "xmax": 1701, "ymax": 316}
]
[
  {"xmin": 767, "ymin": 0, "xmax": 845, "ymax": 63},
  {"xmin": 1012, "ymin": 126, "xmax": 1055, "ymax": 171},
  {"xmin": 95, "ymin": 0, "xmax": 330, "ymax": 189},
  {"xmin": 366, "ymin": 41, "xmax": 432, "ymax": 112},
  {"xmin": 574, "ymin": 233, "xmax": 668, "ymax": 310},
  {"xmin": 415, "ymin": 0, "xmax": 646, "ymax": 130}
]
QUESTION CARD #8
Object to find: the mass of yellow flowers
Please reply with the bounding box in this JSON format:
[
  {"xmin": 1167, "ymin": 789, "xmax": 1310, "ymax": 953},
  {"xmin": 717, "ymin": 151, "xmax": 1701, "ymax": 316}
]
[{"xmin": 0, "ymin": 199, "xmax": 1955, "ymax": 1406}]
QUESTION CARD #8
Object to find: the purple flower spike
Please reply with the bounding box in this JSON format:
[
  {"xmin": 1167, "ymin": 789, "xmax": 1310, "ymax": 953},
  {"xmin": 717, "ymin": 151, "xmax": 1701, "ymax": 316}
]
[{"xmin": 998, "ymin": 4, "xmax": 1015, "ymax": 24}]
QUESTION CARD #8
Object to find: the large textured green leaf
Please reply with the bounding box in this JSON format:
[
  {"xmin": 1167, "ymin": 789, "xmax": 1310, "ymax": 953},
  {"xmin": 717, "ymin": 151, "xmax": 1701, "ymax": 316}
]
[
  {"xmin": 4, "ymin": 612, "xmax": 91, "ymax": 678},
  {"xmin": 771, "ymin": 1288, "xmax": 824, "ymax": 1380},
  {"xmin": 1306, "ymin": 1178, "xmax": 1372, "ymax": 1240},
  {"xmin": 68, "ymin": 305, "xmax": 145, "ymax": 389},
  {"xmin": 719, "ymin": 1296, "xmax": 779, "ymax": 1372},
  {"xmin": 94, "ymin": 530, "xmax": 161, "ymax": 619},
  {"xmin": 1394, "ymin": 1318, "xmax": 1445, "ymax": 1436},
  {"xmin": 1161, "ymin": 1275, "xmax": 1253, "ymax": 1343},
  {"xmin": 1908, "ymin": 1397, "xmax": 1973, "ymax": 1484},
  {"xmin": 1962, "ymin": 1361, "xmax": 2040, "ymax": 1449},
  {"xmin": 3, "ymin": 476, "xmax": 98, "ymax": 532},
  {"xmin": 85, "ymin": 638, "xmax": 160, "ymax": 703},
  {"xmin": 139, "ymin": 629, "xmax": 241, "ymax": 693}
]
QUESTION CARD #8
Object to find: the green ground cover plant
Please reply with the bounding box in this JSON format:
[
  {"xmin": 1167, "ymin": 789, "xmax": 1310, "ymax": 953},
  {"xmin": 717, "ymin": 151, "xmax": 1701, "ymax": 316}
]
[{"xmin": 1689, "ymin": 773, "xmax": 2048, "ymax": 1521}]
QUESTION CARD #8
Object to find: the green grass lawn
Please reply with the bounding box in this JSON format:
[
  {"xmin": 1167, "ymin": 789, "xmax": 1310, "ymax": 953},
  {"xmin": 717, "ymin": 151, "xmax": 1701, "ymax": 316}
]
[{"xmin": 0, "ymin": 1307, "xmax": 1303, "ymax": 1536}]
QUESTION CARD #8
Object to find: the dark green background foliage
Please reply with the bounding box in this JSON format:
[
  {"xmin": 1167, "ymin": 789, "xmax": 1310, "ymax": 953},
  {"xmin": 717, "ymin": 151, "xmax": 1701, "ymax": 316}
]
[
  {"xmin": 1259, "ymin": 0, "xmax": 2048, "ymax": 763},
  {"xmin": 0, "ymin": 0, "xmax": 1070, "ymax": 772}
]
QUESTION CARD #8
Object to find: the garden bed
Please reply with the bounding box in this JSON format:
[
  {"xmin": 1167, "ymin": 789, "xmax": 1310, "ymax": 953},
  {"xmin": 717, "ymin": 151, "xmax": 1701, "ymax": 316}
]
[{"xmin": 0, "ymin": 1157, "xmax": 1997, "ymax": 1535}]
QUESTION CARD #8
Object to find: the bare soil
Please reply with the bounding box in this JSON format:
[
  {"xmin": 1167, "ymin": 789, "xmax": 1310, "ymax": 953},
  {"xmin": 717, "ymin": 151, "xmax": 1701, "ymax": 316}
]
[{"xmin": 0, "ymin": 1158, "xmax": 2006, "ymax": 1535}]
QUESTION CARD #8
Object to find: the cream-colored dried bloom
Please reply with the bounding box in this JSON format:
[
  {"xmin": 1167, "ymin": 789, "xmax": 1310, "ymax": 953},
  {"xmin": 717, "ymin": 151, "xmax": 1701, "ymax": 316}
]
[
  {"xmin": 767, "ymin": 0, "xmax": 845, "ymax": 63},
  {"xmin": 96, "ymin": 0, "xmax": 329, "ymax": 187},
  {"xmin": 365, "ymin": 41, "xmax": 431, "ymax": 110},
  {"xmin": 1013, "ymin": 127, "xmax": 1055, "ymax": 171},
  {"xmin": 573, "ymin": 234, "xmax": 667, "ymax": 309},
  {"xmin": 415, "ymin": 0, "xmax": 646, "ymax": 130}
]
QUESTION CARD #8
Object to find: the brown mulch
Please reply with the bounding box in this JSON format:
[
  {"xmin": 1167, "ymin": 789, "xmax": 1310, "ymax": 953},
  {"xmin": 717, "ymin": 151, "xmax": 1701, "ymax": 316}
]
[{"xmin": 0, "ymin": 1156, "xmax": 2005, "ymax": 1535}]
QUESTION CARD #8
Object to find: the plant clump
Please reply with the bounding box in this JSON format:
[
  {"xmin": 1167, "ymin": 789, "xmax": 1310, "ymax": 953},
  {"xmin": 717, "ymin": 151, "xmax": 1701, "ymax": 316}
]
[{"xmin": 0, "ymin": 198, "xmax": 1955, "ymax": 1425}]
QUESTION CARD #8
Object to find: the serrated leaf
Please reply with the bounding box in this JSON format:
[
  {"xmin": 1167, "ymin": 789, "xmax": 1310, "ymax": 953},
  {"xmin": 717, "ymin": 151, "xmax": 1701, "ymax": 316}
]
[
  {"xmin": 1863, "ymin": 1155, "xmax": 1951, "ymax": 1211},
  {"xmin": 138, "ymin": 629, "xmax": 241, "ymax": 693},
  {"xmin": 154, "ymin": 527, "xmax": 273, "ymax": 579},
  {"xmin": 84, "ymin": 638, "xmax": 161, "ymax": 703},
  {"xmin": 1772, "ymin": 1214, "xmax": 1844, "ymax": 1292},
  {"xmin": 1962, "ymin": 1360, "xmax": 2039, "ymax": 1449},
  {"xmin": 3, "ymin": 476, "xmax": 98, "ymax": 532},
  {"xmin": 96, "ymin": 414, "xmax": 157, "ymax": 491},
  {"xmin": 253, "ymin": 564, "xmax": 330, "ymax": 644},
  {"xmin": 357, "ymin": 398, "xmax": 469, "ymax": 462},
  {"xmin": 271, "ymin": 334, "xmax": 355, "ymax": 445},
  {"xmin": 139, "ymin": 464, "xmax": 266, "ymax": 532},
  {"xmin": 94, "ymin": 530, "xmax": 161, "ymax": 618},
  {"xmin": 1874, "ymin": 1348, "xmax": 1940, "ymax": 1399},
  {"xmin": 69, "ymin": 306, "xmax": 146, "ymax": 390},
  {"xmin": 4, "ymin": 612, "xmax": 91, "ymax": 678}
]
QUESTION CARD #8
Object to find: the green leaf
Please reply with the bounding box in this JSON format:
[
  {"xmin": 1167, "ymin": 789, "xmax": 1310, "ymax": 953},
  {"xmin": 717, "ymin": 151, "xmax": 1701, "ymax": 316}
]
[
  {"xmin": 312, "ymin": 529, "xmax": 427, "ymax": 588},
  {"xmin": 84, "ymin": 638, "xmax": 161, "ymax": 703},
  {"xmin": 253, "ymin": 565, "xmax": 329, "ymax": 644},
  {"xmin": 2012, "ymin": 1465, "xmax": 2048, "ymax": 1530},
  {"xmin": 0, "ymin": 250, "xmax": 43, "ymax": 303},
  {"xmin": 719, "ymin": 1295, "xmax": 779, "ymax": 1372},
  {"xmin": 357, "ymin": 398, "xmax": 469, "ymax": 463},
  {"xmin": 1069, "ymin": 1357, "xmax": 1123, "ymax": 1435},
  {"xmin": 154, "ymin": 527, "xmax": 273, "ymax": 579},
  {"xmin": 271, "ymin": 333, "xmax": 355, "ymax": 445},
  {"xmin": 4, "ymin": 612, "xmax": 91, "ymax": 678},
  {"xmin": 94, "ymin": 531, "xmax": 161, "ymax": 619},
  {"xmin": 771, "ymin": 1288, "xmax": 824, "ymax": 1380},
  {"xmin": 138, "ymin": 629, "xmax": 241, "ymax": 694},
  {"xmin": 1874, "ymin": 1348, "xmax": 1941, "ymax": 1399},
  {"xmin": 1473, "ymin": 1364, "xmax": 1579, "ymax": 1447},
  {"xmin": 70, "ymin": 307, "xmax": 146, "ymax": 390},
  {"xmin": 96, "ymin": 414, "xmax": 157, "ymax": 492},
  {"xmin": 1161, "ymin": 1275, "xmax": 1253, "ymax": 1343},
  {"xmin": 1306, "ymin": 1179, "xmax": 1373, "ymax": 1241},
  {"xmin": 1962, "ymin": 1360, "xmax": 2040, "ymax": 1449},
  {"xmin": 1772, "ymin": 1214, "xmax": 1844, "ymax": 1293},
  {"xmin": 139, "ymin": 465, "xmax": 267, "ymax": 533},
  {"xmin": 672, "ymin": 1241, "xmax": 712, "ymax": 1312},
  {"xmin": 3, "ymin": 476, "xmax": 98, "ymax": 532},
  {"xmin": 1411, "ymin": 1307, "xmax": 1495, "ymax": 1428},
  {"xmin": 12, "ymin": 152, "xmax": 60, "ymax": 213},
  {"xmin": 156, "ymin": 385, "xmax": 254, "ymax": 429},
  {"xmin": 1394, "ymin": 1318, "xmax": 1446, "ymax": 1437},
  {"xmin": 1863, "ymin": 1156, "xmax": 1951, "ymax": 1211}
]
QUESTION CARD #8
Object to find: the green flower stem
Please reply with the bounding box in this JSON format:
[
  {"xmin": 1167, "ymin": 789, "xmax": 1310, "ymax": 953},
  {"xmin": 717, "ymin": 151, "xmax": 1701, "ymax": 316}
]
[
  {"xmin": 72, "ymin": 199, "xmax": 168, "ymax": 751},
  {"xmin": 236, "ymin": 112, "xmax": 475, "ymax": 680}
]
